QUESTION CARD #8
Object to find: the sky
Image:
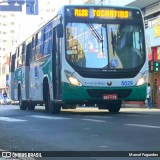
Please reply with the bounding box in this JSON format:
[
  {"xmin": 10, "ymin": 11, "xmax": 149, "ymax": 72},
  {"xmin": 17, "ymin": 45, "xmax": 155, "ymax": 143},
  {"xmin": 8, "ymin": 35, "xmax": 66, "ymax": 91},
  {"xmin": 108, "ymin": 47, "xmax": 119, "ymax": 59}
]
[
  {"xmin": 104, "ymin": 0, "xmax": 135, "ymax": 6},
  {"xmin": 16, "ymin": 0, "xmax": 136, "ymax": 42},
  {"xmin": 56, "ymin": 0, "xmax": 136, "ymax": 6},
  {"xmin": 18, "ymin": 0, "xmax": 84, "ymax": 39}
]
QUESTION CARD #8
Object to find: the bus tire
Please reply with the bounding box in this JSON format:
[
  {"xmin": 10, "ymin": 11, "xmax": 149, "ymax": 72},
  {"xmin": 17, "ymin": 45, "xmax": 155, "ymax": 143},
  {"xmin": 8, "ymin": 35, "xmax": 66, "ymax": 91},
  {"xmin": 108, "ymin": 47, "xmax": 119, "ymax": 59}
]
[
  {"xmin": 49, "ymin": 103, "xmax": 61, "ymax": 114},
  {"xmin": 28, "ymin": 105, "xmax": 35, "ymax": 110},
  {"xmin": 19, "ymin": 89, "xmax": 27, "ymax": 110},
  {"xmin": 69, "ymin": 104, "xmax": 77, "ymax": 109},
  {"xmin": 62, "ymin": 105, "xmax": 70, "ymax": 109},
  {"xmin": 45, "ymin": 88, "xmax": 51, "ymax": 111},
  {"xmin": 107, "ymin": 101, "xmax": 122, "ymax": 113},
  {"xmin": 45, "ymin": 88, "xmax": 61, "ymax": 114}
]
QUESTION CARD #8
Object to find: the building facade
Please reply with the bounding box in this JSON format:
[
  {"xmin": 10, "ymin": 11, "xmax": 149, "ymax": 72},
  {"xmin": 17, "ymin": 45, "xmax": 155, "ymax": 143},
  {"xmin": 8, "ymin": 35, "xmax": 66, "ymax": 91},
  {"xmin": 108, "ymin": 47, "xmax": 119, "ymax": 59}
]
[
  {"xmin": 0, "ymin": 11, "xmax": 19, "ymax": 94},
  {"xmin": 0, "ymin": 0, "xmax": 60, "ymax": 95},
  {"xmin": 123, "ymin": 0, "xmax": 160, "ymax": 107}
]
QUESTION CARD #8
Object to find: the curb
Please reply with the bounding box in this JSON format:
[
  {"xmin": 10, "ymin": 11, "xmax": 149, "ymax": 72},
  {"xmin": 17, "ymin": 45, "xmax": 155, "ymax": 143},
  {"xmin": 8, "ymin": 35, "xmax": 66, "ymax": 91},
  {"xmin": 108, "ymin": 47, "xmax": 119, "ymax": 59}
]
[{"xmin": 123, "ymin": 104, "xmax": 160, "ymax": 109}]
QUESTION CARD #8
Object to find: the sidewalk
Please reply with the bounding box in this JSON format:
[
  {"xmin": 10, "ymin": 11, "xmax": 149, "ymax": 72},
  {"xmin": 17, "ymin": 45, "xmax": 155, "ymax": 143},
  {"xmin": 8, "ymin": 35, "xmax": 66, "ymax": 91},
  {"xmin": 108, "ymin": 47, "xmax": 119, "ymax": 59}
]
[{"xmin": 123, "ymin": 103, "xmax": 160, "ymax": 109}]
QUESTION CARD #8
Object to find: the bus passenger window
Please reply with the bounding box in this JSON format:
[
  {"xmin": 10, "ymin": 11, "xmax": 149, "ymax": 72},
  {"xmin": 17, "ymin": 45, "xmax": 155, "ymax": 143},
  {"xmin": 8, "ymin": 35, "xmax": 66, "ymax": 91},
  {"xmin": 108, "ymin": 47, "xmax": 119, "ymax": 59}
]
[
  {"xmin": 17, "ymin": 46, "xmax": 22, "ymax": 67},
  {"xmin": 44, "ymin": 40, "xmax": 52, "ymax": 55}
]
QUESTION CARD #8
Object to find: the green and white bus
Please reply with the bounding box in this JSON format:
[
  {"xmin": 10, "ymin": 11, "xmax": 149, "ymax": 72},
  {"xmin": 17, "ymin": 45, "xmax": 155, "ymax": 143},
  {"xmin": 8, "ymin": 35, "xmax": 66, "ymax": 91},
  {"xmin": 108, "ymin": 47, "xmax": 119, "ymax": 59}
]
[{"xmin": 10, "ymin": 5, "xmax": 148, "ymax": 113}]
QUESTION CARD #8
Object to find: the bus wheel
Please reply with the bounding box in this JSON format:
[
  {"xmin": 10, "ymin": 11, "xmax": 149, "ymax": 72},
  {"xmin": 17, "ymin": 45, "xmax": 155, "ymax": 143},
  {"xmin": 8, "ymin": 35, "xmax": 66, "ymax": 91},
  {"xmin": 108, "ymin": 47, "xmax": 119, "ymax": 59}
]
[
  {"xmin": 19, "ymin": 90, "xmax": 27, "ymax": 110},
  {"xmin": 49, "ymin": 103, "xmax": 61, "ymax": 114},
  {"xmin": 28, "ymin": 105, "xmax": 35, "ymax": 110},
  {"xmin": 44, "ymin": 89, "xmax": 51, "ymax": 111},
  {"xmin": 62, "ymin": 105, "xmax": 70, "ymax": 109},
  {"xmin": 45, "ymin": 89, "xmax": 61, "ymax": 114},
  {"xmin": 107, "ymin": 101, "xmax": 122, "ymax": 113},
  {"xmin": 69, "ymin": 104, "xmax": 77, "ymax": 109}
]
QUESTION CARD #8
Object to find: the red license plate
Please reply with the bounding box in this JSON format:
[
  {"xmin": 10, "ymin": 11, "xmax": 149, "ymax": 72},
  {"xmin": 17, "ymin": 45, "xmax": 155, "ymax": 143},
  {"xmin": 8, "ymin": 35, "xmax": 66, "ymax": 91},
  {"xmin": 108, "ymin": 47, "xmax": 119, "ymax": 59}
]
[{"xmin": 103, "ymin": 94, "xmax": 117, "ymax": 100}]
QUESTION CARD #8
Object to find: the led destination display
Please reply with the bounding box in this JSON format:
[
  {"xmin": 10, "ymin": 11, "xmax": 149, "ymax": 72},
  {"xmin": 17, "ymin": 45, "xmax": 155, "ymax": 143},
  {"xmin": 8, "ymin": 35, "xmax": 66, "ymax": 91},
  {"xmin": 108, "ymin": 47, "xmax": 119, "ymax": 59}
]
[{"xmin": 73, "ymin": 8, "xmax": 131, "ymax": 19}]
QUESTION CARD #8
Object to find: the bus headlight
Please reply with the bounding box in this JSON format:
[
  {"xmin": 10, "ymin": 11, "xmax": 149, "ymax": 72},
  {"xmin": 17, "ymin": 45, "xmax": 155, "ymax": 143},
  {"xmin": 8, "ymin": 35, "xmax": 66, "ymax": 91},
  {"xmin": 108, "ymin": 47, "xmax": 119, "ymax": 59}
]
[
  {"xmin": 136, "ymin": 72, "xmax": 147, "ymax": 86},
  {"xmin": 64, "ymin": 70, "xmax": 82, "ymax": 86}
]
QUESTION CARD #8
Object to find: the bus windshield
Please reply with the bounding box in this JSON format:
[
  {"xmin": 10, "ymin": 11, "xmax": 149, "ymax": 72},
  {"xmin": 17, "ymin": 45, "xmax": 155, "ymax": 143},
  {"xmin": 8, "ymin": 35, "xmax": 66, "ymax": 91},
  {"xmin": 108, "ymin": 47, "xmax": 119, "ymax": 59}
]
[{"xmin": 66, "ymin": 22, "xmax": 145, "ymax": 69}]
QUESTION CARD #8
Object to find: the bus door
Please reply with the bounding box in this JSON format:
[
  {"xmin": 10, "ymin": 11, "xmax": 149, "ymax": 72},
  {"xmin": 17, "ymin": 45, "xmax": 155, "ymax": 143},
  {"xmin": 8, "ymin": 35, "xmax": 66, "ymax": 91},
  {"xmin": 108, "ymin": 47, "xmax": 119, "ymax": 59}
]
[
  {"xmin": 25, "ymin": 42, "xmax": 32, "ymax": 100},
  {"xmin": 9, "ymin": 53, "xmax": 16, "ymax": 100},
  {"xmin": 52, "ymin": 28, "xmax": 61, "ymax": 100}
]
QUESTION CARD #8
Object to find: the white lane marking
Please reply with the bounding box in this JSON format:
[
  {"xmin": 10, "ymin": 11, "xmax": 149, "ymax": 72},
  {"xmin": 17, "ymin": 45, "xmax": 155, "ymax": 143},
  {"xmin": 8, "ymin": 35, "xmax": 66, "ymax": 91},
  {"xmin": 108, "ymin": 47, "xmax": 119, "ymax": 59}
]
[
  {"xmin": 87, "ymin": 116, "xmax": 113, "ymax": 119},
  {"xmin": 99, "ymin": 146, "xmax": 108, "ymax": 148},
  {"xmin": 125, "ymin": 124, "xmax": 160, "ymax": 129},
  {"xmin": 29, "ymin": 115, "xmax": 70, "ymax": 120},
  {"xmin": 91, "ymin": 135, "xmax": 99, "ymax": 137},
  {"xmin": 124, "ymin": 115, "xmax": 141, "ymax": 117},
  {"xmin": 82, "ymin": 118, "xmax": 106, "ymax": 123},
  {"xmin": 0, "ymin": 117, "xmax": 27, "ymax": 122},
  {"xmin": 84, "ymin": 128, "xmax": 90, "ymax": 130}
]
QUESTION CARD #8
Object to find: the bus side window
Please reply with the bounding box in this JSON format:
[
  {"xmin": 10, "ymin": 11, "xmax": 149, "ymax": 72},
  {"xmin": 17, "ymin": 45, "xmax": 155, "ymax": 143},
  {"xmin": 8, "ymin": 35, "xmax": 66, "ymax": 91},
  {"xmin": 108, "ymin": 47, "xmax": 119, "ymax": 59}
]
[
  {"xmin": 22, "ymin": 43, "xmax": 26, "ymax": 66},
  {"xmin": 26, "ymin": 41, "xmax": 32, "ymax": 66},
  {"xmin": 31, "ymin": 36, "xmax": 36, "ymax": 61},
  {"xmin": 17, "ymin": 45, "xmax": 22, "ymax": 68},
  {"xmin": 40, "ymin": 29, "xmax": 44, "ymax": 58},
  {"xmin": 44, "ymin": 22, "xmax": 52, "ymax": 56},
  {"xmin": 11, "ymin": 54, "xmax": 16, "ymax": 72},
  {"xmin": 35, "ymin": 31, "xmax": 44, "ymax": 60},
  {"xmin": 15, "ymin": 49, "xmax": 18, "ymax": 69}
]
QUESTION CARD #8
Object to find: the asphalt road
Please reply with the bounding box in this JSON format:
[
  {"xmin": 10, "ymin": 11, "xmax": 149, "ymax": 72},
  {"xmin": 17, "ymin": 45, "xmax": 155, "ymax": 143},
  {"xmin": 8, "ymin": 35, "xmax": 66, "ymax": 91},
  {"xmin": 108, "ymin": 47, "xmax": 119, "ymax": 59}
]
[{"xmin": 0, "ymin": 105, "xmax": 160, "ymax": 160}]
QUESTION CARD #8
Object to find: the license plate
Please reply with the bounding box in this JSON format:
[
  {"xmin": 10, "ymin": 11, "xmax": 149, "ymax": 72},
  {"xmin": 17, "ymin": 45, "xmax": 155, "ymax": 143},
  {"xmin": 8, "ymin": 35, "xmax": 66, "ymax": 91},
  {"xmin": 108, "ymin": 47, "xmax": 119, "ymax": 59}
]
[{"xmin": 103, "ymin": 94, "xmax": 117, "ymax": 100}]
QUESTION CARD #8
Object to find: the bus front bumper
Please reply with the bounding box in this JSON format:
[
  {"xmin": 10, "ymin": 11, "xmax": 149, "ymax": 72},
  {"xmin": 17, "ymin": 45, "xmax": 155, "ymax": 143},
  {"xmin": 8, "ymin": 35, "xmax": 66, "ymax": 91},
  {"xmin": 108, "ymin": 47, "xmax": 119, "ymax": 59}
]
[{"xmin": 61, "ymin": 82, "xmax": 147, "ymax": 103}]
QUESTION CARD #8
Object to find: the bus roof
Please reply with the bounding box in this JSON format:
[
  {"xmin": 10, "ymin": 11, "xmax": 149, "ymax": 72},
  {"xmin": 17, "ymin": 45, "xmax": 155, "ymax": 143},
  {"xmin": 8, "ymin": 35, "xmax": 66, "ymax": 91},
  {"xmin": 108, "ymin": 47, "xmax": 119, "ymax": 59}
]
[{"xmin": 62, "ymin": 4, "xmax": 141, "ymax": 11}]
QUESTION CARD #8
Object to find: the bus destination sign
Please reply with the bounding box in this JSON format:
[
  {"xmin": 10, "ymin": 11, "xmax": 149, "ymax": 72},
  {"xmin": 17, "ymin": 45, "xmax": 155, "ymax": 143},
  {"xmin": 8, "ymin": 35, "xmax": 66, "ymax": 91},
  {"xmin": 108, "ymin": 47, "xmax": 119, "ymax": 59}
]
[{"xmin": 73, "ymin": 8, "xmax": 131, "ymax": 19}]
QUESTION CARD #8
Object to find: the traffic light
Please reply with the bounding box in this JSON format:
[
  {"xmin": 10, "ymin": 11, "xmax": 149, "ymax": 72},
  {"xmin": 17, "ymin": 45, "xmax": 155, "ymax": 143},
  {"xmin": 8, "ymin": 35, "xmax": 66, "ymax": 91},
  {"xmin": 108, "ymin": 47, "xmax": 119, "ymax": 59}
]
[
  {"xmin": 148, "ymin": 60, "xmax": 153, "ymax": 72},
  {"xmin": 153, "ymin": 61, "xmax": 160, "ymax": 72}
]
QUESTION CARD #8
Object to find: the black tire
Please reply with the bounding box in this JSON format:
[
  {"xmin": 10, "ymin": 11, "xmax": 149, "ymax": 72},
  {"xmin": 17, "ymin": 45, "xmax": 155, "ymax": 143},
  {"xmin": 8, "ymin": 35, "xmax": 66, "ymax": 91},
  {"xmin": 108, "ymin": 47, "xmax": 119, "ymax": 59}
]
[
  {"xmin": 69, "ymin": 104, "xmax": 77, "ymax": 109},
  {"xmin": 44, "ymin": 88, "xmax": 51, "ymax": 111},
  {"xmin": 19, "ymin": 90, "xmax": 27, "ymax": 110},
  {"xmin": 45, "ymin": 89, "xmax": 61, "ymax": 114},
  {"xmin": 49, "ymin": 103, "xmax": 61, "ymax": 114},
  {"xmin": 107, "ymin": 101, "xmax": 122, "ymax": 113},
  {"xmin": 62, "ymin": 105, "xmax": 70, "ymax": 109},
  {"xmin": 28, "ymin": 104, "xmax": 35, "ymax": 110}
]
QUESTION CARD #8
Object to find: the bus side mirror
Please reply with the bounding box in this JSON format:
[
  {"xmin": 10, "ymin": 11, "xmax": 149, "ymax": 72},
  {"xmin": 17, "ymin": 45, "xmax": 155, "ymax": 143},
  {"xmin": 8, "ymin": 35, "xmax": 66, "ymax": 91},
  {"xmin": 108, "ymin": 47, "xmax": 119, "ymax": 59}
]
[{"xmin": 57, "ymin": 24, "xmax": 63, "ymax": 38}]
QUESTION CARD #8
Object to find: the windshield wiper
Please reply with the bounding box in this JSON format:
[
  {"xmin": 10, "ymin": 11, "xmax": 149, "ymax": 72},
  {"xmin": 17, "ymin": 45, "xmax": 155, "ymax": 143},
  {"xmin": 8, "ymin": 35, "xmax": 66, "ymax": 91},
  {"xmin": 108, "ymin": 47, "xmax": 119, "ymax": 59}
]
[
  {"xmin": 111, "ymin": 28, "xmax": 115, "ymax": 56},
  {"xmin": 101, "ymin": 27, "xmax": 104, "ymax": 54},
  {"xmin": 86, "ymin": 23, "xmax": 103, "ymax": 43}
]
